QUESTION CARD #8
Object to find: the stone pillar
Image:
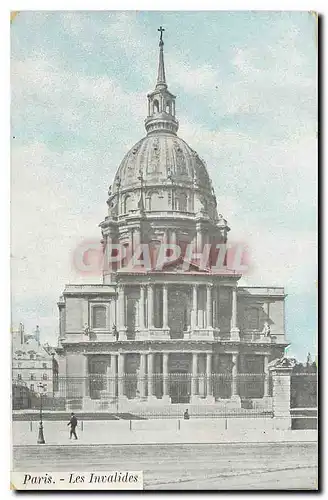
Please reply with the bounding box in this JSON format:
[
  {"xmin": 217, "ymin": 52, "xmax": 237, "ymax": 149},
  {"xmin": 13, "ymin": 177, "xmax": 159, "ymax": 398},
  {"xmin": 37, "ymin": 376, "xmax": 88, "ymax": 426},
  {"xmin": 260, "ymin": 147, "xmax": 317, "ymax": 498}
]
[
  {"xmin": 170, "ymin": 230, "xmax": 177, "ymax": 246},
  {"xmin": 138, "ymin": 353, "xmax": 147, "ymax": 398},
  {"xmin": 191, "ymin": 284, "xmax": 198, "ymax": 329},
  {"xmin": 163, "ymin": 284, "xmax": 169, "ymax": 329},
  {"xmin": 216, "ymin": 286, "xmax": 220, "ymax": 330},
  {"xmin": 206, "ymin": 353, "xmax": 214, "ymax": 401},
  {"xmin": 147, "ymin": 284, "xmax": 154, "ymax": 329},
  {"xmin": 230, "ymin": 286, "xmax": 240, "ymax": 341},
  {"xmin": 270, "ymin": 363, "xmax": 293, "ymax": 430},
  {"xmin": 206, "ymin": 285, "xmax": 213, "ymax": 328},
  {"xmin": 117, "ymin": 353, "xmax": 125, "ymax": 398},
  {"xmin": 163, "ymin": 229, "xmax": 168, "ymax": 246},
  {"xmin": 109, "ymin": 353, "xmax": 117, "ymax": 397},
  {"xmin": 147, "ymin": 353, "xmax": 154, "ymax": 398},
  {"xmin": 196, "ymin": 226, "xmax": 203, "ymax": 253},
  {"xmin": 231, "ymin": 353, "xmax": 240, "ymax": 403},
  {"xmin": 118, "ymin": 285, "xmax": 127, "ymax": 338},
  {"xmin": 263, "ymin": 354, "xmax": 269, "ymax": 397},
  {"xmin": 191, "ymin": 353, "xmax": 198, "ymax": 398},
  {"xmin": 82, "ymin": 355, "xmax": 89, "ymax": 399},
  {"xmin": 133, "ymin": 228, "xmax": 141, "ymax": 253},
  {"xmin": 162, "ymin": 353, "xmax": 169, "ymax": 401},
  {"xmin": 139, "ymin": 285, "xmax": 146, "ymax": 330}
]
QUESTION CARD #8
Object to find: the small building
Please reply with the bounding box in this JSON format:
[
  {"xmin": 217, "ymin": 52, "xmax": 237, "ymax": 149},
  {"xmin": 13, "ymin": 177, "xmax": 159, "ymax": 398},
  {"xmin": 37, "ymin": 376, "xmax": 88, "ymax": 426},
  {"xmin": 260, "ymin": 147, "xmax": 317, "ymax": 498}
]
[{"xmin": 12, "ymin": 325, "xmax": 54, "ymax": 395}]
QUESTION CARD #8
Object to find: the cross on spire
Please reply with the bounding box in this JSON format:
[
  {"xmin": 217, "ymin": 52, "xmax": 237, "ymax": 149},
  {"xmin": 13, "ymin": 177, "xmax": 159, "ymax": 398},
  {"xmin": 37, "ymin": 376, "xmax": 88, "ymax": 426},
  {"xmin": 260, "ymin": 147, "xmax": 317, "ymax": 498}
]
[
  {"xmin": 158, "ymin": 26, "xmax": 165, "ymax": 44},
  {"xmin": 156, "ymin": 26, "xmax": 166, "ymax": 87}
]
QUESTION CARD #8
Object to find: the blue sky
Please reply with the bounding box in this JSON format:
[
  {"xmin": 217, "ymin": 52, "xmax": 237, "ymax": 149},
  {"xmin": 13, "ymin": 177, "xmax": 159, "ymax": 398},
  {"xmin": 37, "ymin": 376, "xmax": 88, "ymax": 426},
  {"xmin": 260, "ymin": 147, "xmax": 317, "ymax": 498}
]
[{"xmin": 11, "ymin": 11, "xmax": 317, "ymax": 360}]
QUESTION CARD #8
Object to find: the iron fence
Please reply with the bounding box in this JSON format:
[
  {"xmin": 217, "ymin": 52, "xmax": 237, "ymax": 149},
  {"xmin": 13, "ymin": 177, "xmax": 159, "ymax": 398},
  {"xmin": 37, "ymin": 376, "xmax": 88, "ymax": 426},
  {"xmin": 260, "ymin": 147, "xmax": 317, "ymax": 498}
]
[{"xmin": 12, "ymin": 372, "xmax": 271, "ymax": 411}]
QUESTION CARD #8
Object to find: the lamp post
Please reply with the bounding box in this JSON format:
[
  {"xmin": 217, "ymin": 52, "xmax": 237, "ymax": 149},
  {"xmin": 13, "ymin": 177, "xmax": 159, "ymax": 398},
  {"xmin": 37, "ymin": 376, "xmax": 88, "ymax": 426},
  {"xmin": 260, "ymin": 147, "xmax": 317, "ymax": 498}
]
[{"xmin": 37, "ymin": 381, "xmax": 47, "ymax": 444}]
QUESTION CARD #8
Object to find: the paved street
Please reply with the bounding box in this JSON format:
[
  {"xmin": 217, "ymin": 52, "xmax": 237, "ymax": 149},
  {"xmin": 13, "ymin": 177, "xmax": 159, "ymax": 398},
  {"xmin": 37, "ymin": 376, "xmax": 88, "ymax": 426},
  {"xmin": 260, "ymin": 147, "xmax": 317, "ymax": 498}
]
[{"xmin": 13, "ymin": 442, "xmax": 318, "ymax": 490}]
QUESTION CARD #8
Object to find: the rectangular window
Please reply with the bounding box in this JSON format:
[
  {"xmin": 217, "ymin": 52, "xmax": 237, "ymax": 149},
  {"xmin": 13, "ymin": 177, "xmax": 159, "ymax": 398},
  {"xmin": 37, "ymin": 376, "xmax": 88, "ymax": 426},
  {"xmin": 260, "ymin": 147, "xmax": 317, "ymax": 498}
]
[
  {"xmin": 30, "ymin": 384, "xmax": 34, "ymax": 391},
  {"xmin": 92, "ymin": 305, "xmax": 106, "ymax": 329},
  {"xmin": 30, "ymin": 373, "xmax": 35, "ymax": 380}
]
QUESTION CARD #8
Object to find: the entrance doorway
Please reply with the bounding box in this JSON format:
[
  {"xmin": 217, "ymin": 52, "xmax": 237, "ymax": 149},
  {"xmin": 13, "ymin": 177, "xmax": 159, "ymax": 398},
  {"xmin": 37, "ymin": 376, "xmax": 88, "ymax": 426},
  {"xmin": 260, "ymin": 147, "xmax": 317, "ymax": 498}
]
[
  {"xmin": 169, "ymin": 370, "xmax": 190, "ymax": 404},
  {"xmin": 89, "ymin": 358, "xmax": 107, "ymax": 400}
]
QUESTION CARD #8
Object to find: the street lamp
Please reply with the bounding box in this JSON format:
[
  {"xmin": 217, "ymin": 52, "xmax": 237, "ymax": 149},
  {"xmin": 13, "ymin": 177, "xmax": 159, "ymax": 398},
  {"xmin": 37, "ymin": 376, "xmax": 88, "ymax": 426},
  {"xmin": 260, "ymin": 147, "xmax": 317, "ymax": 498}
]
[{"xmin": 37, "ymin": 381, "xmax": 47, "ymax": 444}]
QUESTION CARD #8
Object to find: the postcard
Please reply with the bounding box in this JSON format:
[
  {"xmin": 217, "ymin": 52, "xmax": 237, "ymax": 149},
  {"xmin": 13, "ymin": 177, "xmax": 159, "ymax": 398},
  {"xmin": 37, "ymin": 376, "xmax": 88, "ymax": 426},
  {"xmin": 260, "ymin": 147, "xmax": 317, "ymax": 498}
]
[{"xmin": 11, "ymin": 10, "xmax": 318, "ymax": 491}]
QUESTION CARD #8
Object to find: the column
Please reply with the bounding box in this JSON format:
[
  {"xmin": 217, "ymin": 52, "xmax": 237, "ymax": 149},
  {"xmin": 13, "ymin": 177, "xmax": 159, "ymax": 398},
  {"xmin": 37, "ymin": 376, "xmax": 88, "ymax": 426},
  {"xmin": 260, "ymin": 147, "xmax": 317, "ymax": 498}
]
[
  {"xmin": 163, "ymin": 284, "xmax": 169, "ymax": 329},
  {"xmin": 82, "ymin": 355, "xmax": 89, "ymax": 399},
  {"xmin": 163, "ymin": 353, "xmax": 169, "ymax": 399},
  {"xmin": 147, "ymin": 284, "xmax": 154, "ymax": 329},
  {"xmin": 133, "ymin": 228, "xmax": 141, "ymax": 252},
  {"xmin": 206, "ymin": 285, "xmax": 213, "ymax": 328},
  {"xmin": 117, "ymin": 353, "xmax": 125, "ymax": 398},
  {"xmin": 263, "ymin": 354, "xmax": 269, "ymax": 397},
  {"xmin": 109, "ymin": 353, "xmax": 117, "ymax": 397},
  {"xmin": 163, "ymin": 229, "xmax": 168, "ymax": 246},
  {"xmin": 118, "ymin": 285, "xmax": 126, "ymax": 331},
  {"xmin": 191, "ymin": 353, "xmax": 198, "ymax": 397},
  {"xmin": 191, "ymin": 284, "xmax": 198, "ymax": 329},
  {"xmin": 196, "ymin": 228, "xmax": 203, "ymax": 253},
  {"xmin": 139, "ymin": 353, "xmax": 146, "ymax": 398},
  {"xmin": 139, "ymin": 285, "xmax": 145, "ymax": 330},
  {"xmin": 170, "ymin": 229, "xmax": 177, "ymax": 246},
  {"xmin": 147, "ymin": 353, "xmax": 154, "ymax": 398},
  {"xmin": 206, "ymin": 353, "xmax": 212, "ymax": 398},
  {"xmin": 231, "ymin": 353, "xmax": 240, "ymax": 402},
  {"xmin": 230, "ymin": 286, "xmax": 240, "ymax": 340}
]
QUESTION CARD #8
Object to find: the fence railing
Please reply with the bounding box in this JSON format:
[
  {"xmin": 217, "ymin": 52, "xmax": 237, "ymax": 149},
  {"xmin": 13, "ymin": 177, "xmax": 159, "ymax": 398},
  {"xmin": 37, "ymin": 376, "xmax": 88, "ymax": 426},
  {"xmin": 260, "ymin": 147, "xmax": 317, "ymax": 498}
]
[{"xmin": 12, "ymin": 372, "xmax": 318, "ymax": 416}]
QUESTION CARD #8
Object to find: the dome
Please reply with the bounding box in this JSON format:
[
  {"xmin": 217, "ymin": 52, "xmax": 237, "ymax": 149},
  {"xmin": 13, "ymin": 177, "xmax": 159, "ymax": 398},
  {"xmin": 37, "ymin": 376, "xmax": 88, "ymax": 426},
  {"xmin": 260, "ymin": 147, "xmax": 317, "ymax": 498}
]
[
  {"xmin": 105, "ymin": 29, "xmax": 219, "ymax": 222},
  {"xmin": 113, "ymin": 134, "xmax": 212, "ymax": 193}
]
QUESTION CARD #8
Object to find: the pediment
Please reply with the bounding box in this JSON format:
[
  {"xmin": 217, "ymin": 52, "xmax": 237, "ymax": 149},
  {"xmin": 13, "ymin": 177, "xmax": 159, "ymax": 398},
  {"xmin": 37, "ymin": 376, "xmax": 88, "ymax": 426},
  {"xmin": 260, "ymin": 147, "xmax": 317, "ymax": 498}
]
[{"xmin": 158, "ymin": 257, "xmax": 211, "ymax": 273}]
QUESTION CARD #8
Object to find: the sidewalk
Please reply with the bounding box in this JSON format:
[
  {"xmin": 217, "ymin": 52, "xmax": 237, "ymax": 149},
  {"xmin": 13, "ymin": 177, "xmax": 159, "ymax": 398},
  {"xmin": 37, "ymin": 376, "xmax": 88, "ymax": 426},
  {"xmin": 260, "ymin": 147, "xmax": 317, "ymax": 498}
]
[{"xmin": 12, "ymin": 419, "xmax": 317, "ymax": 446}]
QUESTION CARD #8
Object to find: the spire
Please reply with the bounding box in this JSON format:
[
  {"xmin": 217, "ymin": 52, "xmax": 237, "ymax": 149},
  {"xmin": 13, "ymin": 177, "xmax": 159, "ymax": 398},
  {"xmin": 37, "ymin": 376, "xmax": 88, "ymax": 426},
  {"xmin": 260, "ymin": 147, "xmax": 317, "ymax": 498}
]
[
  {"xmin": 144, "ymin": 27, "xmax": 179, "ymax": 135},
  {"xmin": 156, "ymin": 26, "xmax": 167, "ymax": 89}
]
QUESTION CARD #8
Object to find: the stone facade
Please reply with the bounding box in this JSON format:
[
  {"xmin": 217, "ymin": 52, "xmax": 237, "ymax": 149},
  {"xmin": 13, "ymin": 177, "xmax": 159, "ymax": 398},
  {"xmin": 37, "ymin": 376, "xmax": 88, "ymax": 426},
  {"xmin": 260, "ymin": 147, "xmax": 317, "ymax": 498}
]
[
  {"xmin": 56, "ymin": 31, "xmax": 289, "ymax": 413},
  {"xmin": 12, "ymin": 326, "xmax": 54, "ymax": 394}
]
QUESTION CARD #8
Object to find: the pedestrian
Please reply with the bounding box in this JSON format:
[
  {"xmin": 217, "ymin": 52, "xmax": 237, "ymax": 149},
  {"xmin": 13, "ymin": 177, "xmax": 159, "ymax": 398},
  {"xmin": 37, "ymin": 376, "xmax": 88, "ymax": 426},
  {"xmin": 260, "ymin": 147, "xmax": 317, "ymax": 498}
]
[
  {"xmin": 67, "ymin": 412, "xmax": 78, "ymax": 440},
  {"xmin": 183, "ymin": 409, "xmax": 190, "ymax": 420}
]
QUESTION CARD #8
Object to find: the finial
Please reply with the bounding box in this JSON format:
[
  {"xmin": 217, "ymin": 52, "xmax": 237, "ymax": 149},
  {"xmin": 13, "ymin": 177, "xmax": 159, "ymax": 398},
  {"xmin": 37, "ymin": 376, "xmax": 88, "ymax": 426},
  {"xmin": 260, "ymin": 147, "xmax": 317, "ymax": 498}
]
[
  {"xmin": 156, "ymin": 27, "xmax": 166, "ymax": 88},
  {"xmin": 158, "ymin": 26, "xmax": 165, "ymax": 46}
]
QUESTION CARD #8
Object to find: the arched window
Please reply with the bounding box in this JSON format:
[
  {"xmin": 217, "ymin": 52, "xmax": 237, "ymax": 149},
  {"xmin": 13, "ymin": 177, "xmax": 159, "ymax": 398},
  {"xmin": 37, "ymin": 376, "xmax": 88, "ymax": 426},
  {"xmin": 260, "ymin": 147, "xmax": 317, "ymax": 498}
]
[
  {"xmin": 17, "ymin": 373, "xmax": 22, "ymax": 380},
  {"xmin": 42, "ymin": 373, "xmax": 48, "ymax": 380},
  {"xmin": 165, "ymin": 101, "xmax": 172, "ymax": 114},
  {"xmin": 30, "ymin": 373, "xmax": 35, "ymax": 381},
  {"xmin": 153, "ymin": 99, "xmax": 159, "ymax": 113},
  {"xmin": 92, "ymin": 305, "xmax": 106, "ymax": 329},
  {"xmin": 121, "ymin": 194, "xmax": 130, "ymax": 214}
]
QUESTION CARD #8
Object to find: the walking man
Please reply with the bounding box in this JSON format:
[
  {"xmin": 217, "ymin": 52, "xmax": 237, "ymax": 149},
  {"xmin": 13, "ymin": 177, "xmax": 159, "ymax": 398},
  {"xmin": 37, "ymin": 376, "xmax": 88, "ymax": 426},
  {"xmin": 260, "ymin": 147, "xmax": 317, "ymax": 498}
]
[{"xmin": 67, "ymin": 412, "xmax": 78, "ymax": 440}]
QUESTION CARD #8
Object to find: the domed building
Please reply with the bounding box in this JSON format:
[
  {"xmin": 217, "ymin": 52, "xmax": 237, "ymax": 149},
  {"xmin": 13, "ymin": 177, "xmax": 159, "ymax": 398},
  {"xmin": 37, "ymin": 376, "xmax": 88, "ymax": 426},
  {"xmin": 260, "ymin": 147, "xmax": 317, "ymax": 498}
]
[{"xmin": 56, "ymin": 30, "xmax": 288, "ymax": 413}]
